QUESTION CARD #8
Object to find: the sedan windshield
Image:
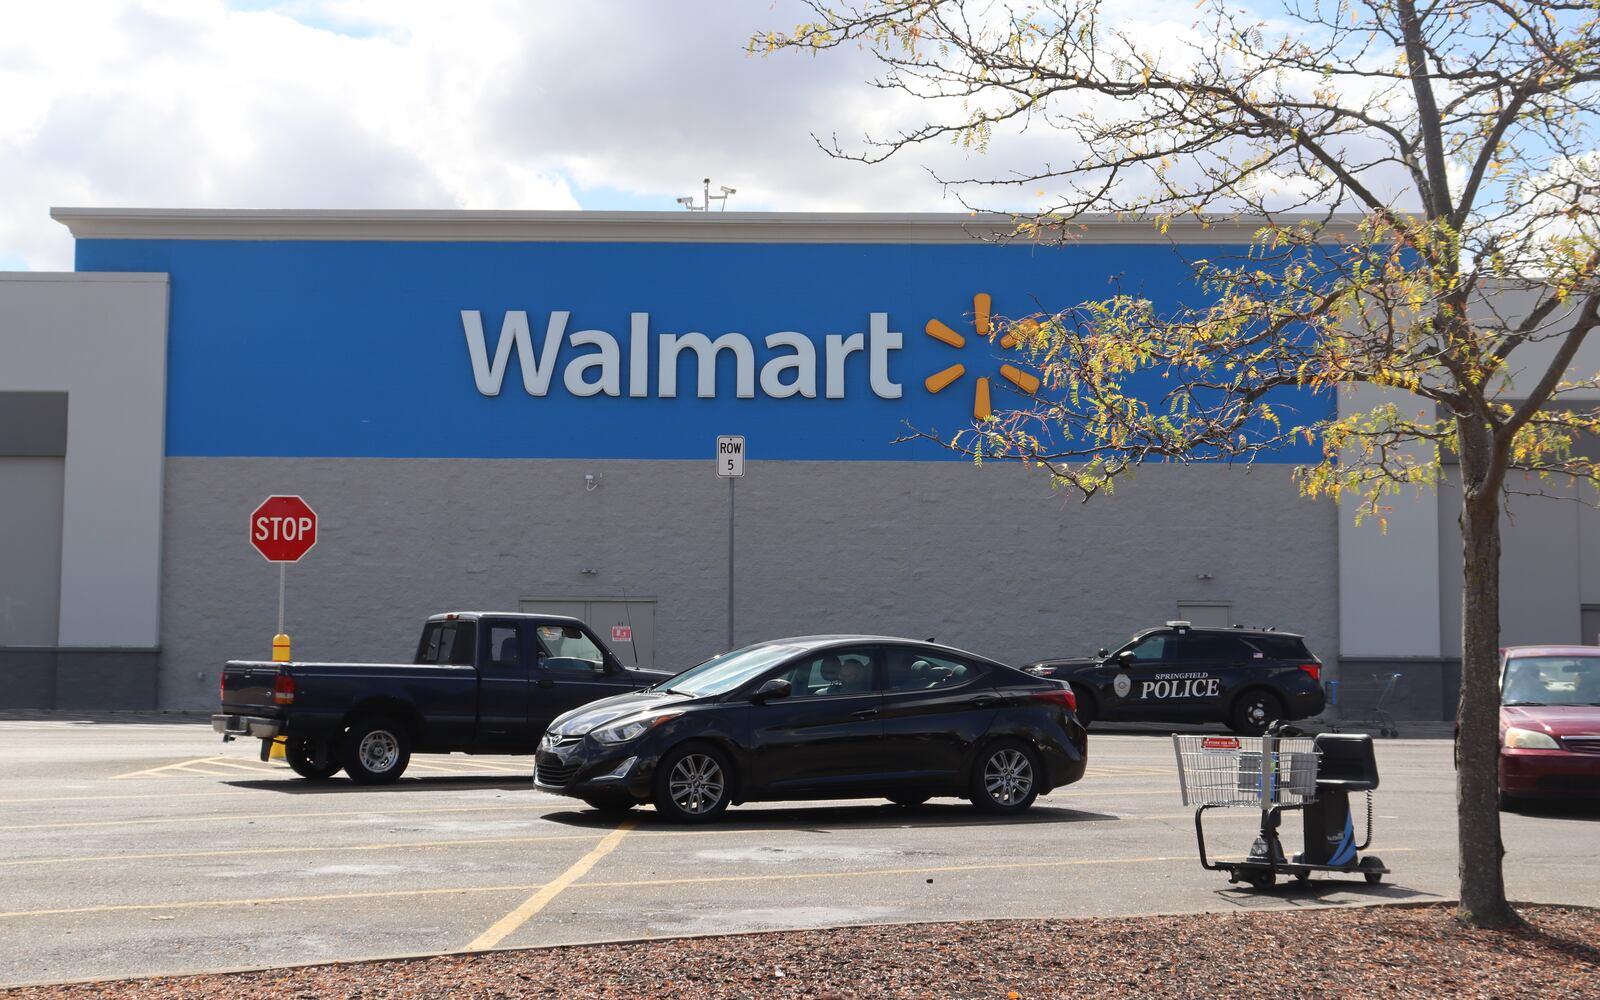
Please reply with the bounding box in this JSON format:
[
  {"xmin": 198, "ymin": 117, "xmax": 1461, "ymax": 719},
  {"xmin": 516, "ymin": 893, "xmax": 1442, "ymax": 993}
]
[
  {"xmin": 658, "ymin": 644, "xmax": 805, "ymax": 698},
  {"xmin": 1502, "ymin": 656, "xmax": 1600, "ymax": 706}
]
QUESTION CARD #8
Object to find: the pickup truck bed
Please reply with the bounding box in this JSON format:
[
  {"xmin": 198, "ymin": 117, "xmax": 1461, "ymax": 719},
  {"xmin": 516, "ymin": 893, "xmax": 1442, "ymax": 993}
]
[{"xmin": 214, "ymin": 612, "xmax": 673, "ymax": 783}]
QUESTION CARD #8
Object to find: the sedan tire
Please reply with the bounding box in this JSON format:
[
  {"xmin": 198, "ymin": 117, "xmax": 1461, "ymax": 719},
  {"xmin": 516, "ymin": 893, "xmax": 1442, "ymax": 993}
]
[
  {"xmin": 341, "ymin": 716, "xmax": 411, "ymax": 785},
  {"xmin": 652, "ymin": 743, "xmax": 733, "ymax": 823},
  {"xmin": 970, "ymin": 739, "xmax": 1041, "ymax": 814}
]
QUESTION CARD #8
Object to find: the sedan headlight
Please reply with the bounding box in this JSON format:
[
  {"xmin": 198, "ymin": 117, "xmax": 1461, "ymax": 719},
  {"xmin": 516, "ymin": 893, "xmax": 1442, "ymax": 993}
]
[
  {"xmin": 1504, "ymin": 727, "xmax": 1560, "ymax": 750},
  {"xmin": 592, "ymin": 712, "xmax": 682, "ymax": 746}
]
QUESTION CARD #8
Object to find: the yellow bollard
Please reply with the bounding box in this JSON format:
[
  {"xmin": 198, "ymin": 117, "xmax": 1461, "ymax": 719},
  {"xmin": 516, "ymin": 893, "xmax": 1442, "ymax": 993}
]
[{"xmin": 270, "ymin": 634, "xmax": 291, "ymax": 761}]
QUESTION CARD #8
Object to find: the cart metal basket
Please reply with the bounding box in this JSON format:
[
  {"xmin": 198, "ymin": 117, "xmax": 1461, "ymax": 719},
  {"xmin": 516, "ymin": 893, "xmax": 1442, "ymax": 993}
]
[{"xmin": 1173, "ymin": 734, "xmax": 1320, "ymax": 807}]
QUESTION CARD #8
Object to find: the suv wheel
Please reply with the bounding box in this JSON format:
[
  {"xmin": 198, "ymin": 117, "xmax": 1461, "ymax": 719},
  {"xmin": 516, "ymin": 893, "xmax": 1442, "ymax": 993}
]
[
  {"xmin": 652, "ymin": 743, "xmax": 732, "ymax": 823},
  {"xmin": 1229, "ymin": 691, "xmax": 1285, "ymax": 736},
  {"xmin": 341, "ymin": 717, "xmax": 412, "ymax": 784},
  {"xmin": 970, "ymin": 739, "xmax": 1041, "ymax": 814},
  {"xmin": 285, "ymin": 737, "xmax": 341, "ymax": 780}
]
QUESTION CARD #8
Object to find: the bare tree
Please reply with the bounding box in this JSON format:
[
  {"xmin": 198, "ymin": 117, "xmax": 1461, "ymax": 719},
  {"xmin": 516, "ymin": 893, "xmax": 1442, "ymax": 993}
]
[{"xmin": 760, "ymin": 0, "xmax": 1600, "ymax": 927}]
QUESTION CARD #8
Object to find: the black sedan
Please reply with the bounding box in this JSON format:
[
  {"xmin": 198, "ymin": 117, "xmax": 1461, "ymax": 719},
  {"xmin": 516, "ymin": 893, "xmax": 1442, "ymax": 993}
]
[{"xmin": 533, "ymin": 635, "xmax": 1088, "ymax": 822}]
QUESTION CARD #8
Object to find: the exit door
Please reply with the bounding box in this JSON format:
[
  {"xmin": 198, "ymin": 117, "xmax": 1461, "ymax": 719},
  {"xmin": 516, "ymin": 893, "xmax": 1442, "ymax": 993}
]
[{"xmin": 520, "ymin": 597, "xmax": 657, "ymax": 670}]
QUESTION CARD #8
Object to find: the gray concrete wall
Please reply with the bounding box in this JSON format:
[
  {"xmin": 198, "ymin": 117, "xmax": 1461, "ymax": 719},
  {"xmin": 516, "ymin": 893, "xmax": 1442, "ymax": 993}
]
[
  {"xmin": 156, "ymin": 458, "xmax": 1340, "ymax": 710},
  {"xmin": 0, "ymin": 649, "xmax": 158, "ymax": 709},
  {"xmin": 0, "ymin": 273, "xmax": 169, "ymax": 648}
]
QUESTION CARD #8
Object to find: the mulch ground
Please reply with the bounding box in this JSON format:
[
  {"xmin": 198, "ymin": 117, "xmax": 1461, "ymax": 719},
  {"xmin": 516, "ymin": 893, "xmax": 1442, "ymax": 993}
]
[{"xmin": 8, "ymin": 904, "xmax": 1598, "ymax": 999}]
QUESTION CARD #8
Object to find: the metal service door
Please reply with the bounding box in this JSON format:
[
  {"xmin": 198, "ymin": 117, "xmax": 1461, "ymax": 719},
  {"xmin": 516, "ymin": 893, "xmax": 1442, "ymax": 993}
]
[{"xmin": 520, "ymin": 598, "xmax": 657, "ymax": 670}]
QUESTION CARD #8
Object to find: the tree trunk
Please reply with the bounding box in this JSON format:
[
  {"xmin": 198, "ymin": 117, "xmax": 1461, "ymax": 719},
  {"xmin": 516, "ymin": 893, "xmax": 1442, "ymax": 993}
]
[{"xmin": 1454, "ymin": 419, "xmax": 1519, "ymax": 927}]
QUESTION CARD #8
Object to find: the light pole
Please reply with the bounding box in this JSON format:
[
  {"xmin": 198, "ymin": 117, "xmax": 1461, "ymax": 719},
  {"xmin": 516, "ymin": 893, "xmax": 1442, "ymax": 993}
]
[{"xmin": 677, "ymin": 178, "xmax": 736, "ymax": 211}]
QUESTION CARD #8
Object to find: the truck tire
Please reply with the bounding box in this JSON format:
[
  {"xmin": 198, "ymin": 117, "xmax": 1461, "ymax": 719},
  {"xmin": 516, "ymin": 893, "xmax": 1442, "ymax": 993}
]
[
  {"xmin": 285, "ymin": 737, "xmax": 341, "ymax": 780},
  {"xmin": 341, "ymin": 717, "xmax": 411, "ymax": 784}
]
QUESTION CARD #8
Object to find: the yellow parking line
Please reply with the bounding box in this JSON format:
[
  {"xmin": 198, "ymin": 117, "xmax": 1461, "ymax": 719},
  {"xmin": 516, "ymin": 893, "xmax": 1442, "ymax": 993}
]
[
  {"xmin": 0, "ymin": 881, "xmax": 549, "ymax": 921},
  {"xmin": 464, "ymin": 820, "xmax": 636, "ymax": 951},
  {"xmin": 0, "ymin": 801, "xmax": 569, "ymax": 833},
  {"xmin": 0, "ymin": 790, "xmax": 250, "ymax": 805},
  {"xmin": 0, "ymin": 826, "xmax": 766, "ymax": 869}
]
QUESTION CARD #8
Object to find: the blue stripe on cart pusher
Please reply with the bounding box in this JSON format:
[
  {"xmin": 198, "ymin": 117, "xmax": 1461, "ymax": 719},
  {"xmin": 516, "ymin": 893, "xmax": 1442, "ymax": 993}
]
[{"xmin": 1329, "ymin": 813, "xmax": 1357, "ymax": 866}]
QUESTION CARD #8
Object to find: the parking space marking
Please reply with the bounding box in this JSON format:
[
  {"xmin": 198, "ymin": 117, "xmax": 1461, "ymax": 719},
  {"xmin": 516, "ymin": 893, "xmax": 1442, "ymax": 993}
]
[
  {"xmin": 464, "ymin": 820, "xmax": 637, "ymax": 952},
  {"xmin": 0, "ymin": 801, "xmax": 569, "ymax": 833},
  {"xmin": 0, "ymin": 825, "xmax": 758, "ymax": 868},
  {"xmin": 0, "ymin": 881, "xmax": 550, "ymax": 921},
  {"xmin": 109, "ymin": 755, "xmax": 535, "ymax": 781}
]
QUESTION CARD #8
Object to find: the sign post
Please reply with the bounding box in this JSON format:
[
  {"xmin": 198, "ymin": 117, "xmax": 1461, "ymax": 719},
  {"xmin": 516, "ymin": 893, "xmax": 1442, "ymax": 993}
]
[
  {"xmin": 249, "ymin": 495, "xmax": 318, "ymax": 662},
  {"xmin": 716, "ymin": 436, "xmax": 745, "ymax": 650}
]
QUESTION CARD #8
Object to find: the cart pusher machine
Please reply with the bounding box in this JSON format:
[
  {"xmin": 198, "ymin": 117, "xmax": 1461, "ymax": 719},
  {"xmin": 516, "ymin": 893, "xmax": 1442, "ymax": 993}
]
[{"xmin": 1173, "ymin": 724, "xmax": 1389, "ymax": 889}]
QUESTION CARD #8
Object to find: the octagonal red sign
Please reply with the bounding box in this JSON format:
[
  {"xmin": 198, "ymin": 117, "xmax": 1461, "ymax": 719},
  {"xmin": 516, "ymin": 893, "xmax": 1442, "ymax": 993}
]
[{"xmin": 250, "ymin": 495, "xmax": 318, "ymax": 563}]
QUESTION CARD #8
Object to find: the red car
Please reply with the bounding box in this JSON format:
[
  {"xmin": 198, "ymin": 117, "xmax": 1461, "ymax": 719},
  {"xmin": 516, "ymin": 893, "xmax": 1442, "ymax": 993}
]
[{"xmin": 1499, "ymin": 646, "xmax": 1600, "ymax": 809}]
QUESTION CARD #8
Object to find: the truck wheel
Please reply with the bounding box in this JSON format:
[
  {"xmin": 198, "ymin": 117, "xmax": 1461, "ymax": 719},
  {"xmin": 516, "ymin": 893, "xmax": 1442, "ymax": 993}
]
[
  {"xmin": 285, "ymin": 737, "xmax": 341, "ymax": 780},
  {"xmin": 342, "ymin": 717, "xmax": 411, "ymax": 784},
  {"xmin": 652, "ymin": 743, "xmax": 733, "ymax": 823},
  {"xmin": 1228, "ymin": 691, "xmax": 1285, "ymax": 736},
  {"xmin": 970, "ymin": 739, "xmax": 1041, "ymax": 814}
]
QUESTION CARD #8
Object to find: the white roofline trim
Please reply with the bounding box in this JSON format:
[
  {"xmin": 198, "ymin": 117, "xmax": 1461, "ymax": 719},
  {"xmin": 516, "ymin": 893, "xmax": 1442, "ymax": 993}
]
[{"xmin": 50, "ymin": 208, "xmax": 1368, "ymax": 245}]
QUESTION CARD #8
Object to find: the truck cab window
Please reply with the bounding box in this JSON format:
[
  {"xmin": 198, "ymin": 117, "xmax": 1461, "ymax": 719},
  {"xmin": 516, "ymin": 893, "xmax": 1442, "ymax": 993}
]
[
  {"xmin": 415, "ymin": 622, "xmax": 478, "ymax": 666},
  {"xmin": 486, "ymin": 625, "xmax": 521, "ymax": 666},
  {"xmin": 535, "ymin": 624, "xmax": 604, "ymax": 673}
]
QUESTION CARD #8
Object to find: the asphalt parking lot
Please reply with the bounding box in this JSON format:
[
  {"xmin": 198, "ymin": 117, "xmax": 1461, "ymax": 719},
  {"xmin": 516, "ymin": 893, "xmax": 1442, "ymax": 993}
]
[{"xmin": 2, "ymin": 714, "xmax": 1596, "ymax": 989}]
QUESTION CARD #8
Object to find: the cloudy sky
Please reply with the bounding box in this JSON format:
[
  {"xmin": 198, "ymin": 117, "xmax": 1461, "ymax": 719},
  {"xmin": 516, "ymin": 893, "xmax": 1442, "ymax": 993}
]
[{"xmin": 2, "ymin": 0, "xmax": 1085, "ymax": 271}]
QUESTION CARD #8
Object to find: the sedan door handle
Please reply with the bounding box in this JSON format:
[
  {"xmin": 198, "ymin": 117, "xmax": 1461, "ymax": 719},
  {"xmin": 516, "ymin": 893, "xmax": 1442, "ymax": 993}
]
[
  {"xmin": 851, "ymin": 708, "xmax": 880, "ymax": 719},
  {"xmin": 537, "ymin": 678, "xmax": 555, "ymax": 689},
  {"xmin": 970, "ymin": 696, "xmax": 1001, "ymax": 708}
]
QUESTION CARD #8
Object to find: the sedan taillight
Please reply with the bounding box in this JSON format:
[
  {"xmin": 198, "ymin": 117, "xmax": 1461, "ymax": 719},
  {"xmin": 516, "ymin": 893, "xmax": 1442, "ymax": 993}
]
[
  {"xmin": 1032, "ymin": 686, "xmax": 1077, "ymax": 714},
  {"xmin": 273, "ymin": 673, "xmax": 295, "ymax": 705}
]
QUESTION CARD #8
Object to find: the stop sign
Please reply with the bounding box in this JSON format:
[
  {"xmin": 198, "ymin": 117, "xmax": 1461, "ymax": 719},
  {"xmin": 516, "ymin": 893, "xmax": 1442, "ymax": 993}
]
[{"xmin": 250, "ymin": 495, "xmax": 318, "ymax": 563}]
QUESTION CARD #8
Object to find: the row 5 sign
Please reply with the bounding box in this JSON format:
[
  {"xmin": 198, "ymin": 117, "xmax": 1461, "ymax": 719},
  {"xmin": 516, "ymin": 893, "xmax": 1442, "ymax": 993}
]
[{"xmin": 251, "ymin": 495, "xmax": 318, "ymax": 563}]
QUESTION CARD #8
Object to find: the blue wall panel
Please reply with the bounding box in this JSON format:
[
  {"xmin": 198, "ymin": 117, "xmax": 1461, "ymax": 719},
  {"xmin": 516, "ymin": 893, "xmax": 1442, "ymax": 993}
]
[{"xmin": 75, "ymin": 238, "xmax": 1332, "ymax": 461}]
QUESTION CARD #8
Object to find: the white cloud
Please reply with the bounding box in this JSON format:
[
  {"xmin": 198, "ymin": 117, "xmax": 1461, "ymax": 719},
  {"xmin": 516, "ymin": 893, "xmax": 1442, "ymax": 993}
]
[{"xmin": 1, "ymin": 0, "xmax": 1005, "ymax": 270}]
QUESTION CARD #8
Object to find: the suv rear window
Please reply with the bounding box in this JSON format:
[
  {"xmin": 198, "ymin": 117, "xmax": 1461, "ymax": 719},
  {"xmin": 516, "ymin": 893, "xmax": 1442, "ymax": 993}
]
[{"xmin": 1241, "ymin": 634, "xmax": 1313, "ymax": 660}]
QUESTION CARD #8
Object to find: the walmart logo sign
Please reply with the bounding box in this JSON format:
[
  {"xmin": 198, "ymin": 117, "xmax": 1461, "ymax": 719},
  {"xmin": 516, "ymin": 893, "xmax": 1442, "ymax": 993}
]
[{"xmin": 460, "ymin": 294, "xmax": 1037, "ymax": 409}]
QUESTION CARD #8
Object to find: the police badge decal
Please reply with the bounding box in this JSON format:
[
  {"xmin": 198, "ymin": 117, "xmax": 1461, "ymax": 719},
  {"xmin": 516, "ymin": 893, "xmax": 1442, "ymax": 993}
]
[{"xmin": 1113, "ymin": 673, "xmax": 1132, "ymax": 699}]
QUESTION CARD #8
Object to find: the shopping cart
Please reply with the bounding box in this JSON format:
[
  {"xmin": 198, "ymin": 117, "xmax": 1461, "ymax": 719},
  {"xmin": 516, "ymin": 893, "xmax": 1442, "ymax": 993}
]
[
  {"xmin": 1326, "ymin": 672, "xmax": 1403, "ymax": 738},
  {"xmin": 1173, "ymin": 724, "xmax": 1389, "ymax": 889}
]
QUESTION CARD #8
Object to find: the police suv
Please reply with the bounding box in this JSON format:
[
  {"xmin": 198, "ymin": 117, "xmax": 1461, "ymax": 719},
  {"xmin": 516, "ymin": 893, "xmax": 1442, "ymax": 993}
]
[{"xmin": 1023, "ymin": 622, "xmax": 1326, "ymax": 734}]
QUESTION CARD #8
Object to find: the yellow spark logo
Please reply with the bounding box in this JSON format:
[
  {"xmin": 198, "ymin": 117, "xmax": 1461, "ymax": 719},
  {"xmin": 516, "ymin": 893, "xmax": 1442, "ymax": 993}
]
[{"xmin": 923, "ymin": 293, "xmax": 1041, "ymax": 420}]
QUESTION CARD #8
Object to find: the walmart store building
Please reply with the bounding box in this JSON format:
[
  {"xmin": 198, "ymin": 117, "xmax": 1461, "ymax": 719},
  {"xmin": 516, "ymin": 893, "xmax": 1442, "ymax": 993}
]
[{"xmin": 4, "ymin": 209, "xmax": 1599, "ymax": 719}]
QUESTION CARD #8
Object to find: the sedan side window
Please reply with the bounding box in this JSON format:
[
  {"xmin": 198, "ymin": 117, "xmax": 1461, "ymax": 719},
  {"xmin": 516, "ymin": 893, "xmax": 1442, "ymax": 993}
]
[
  {"xmin": 770, "ymin": 649, "xmax": 877, "ymax": 699},
  {"xmin": 883, "ymin": 648, "xmax": 983, "ymax": 692}
]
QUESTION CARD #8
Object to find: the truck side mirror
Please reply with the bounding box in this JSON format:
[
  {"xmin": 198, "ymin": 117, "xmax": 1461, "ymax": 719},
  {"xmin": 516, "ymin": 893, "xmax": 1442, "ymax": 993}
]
[{"xmin": 752, "ymin": 678, "xmax": 791, "ymax": 703}]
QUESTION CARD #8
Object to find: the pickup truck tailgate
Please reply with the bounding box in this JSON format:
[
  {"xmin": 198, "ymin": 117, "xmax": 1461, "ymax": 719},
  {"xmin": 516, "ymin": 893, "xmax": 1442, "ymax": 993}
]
[{"xmin": 221, "ymin": 661, "xmax": 282, "ymax": 713}]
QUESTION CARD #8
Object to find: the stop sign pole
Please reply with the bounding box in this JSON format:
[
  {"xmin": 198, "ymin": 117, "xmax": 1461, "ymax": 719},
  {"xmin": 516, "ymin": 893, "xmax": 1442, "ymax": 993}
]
[{"xmin": 249, "ymin": 495, "xmax": 318, "ymax": 660}]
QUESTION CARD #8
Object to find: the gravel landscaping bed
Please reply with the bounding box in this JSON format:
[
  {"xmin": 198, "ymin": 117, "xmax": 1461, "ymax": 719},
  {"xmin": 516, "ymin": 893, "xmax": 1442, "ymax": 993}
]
[{"xmin": 9, "ymin": 904, "xmax": 1597, "ymax": 999}]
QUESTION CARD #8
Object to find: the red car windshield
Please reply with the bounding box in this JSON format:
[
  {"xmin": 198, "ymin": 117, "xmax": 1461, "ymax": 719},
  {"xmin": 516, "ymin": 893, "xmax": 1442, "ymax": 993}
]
[{"xmin": 1502, "ymin": 656, "xmax": 1600, "ymax": 706}]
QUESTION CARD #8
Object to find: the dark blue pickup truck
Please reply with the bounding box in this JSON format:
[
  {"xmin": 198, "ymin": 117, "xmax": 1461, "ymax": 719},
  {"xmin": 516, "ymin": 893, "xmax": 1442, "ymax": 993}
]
[{"xmin": 213, "ymin": 612, "xmax": 672, "ymax": 784}]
